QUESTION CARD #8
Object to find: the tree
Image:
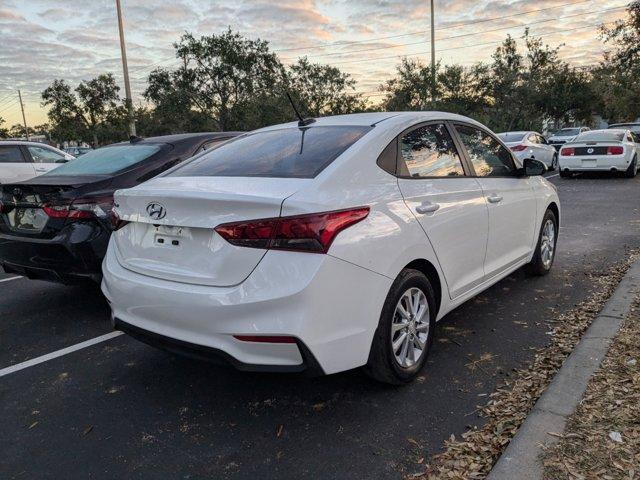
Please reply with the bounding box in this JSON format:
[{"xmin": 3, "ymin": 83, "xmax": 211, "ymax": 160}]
[
  {"xmin": 41, "ymin": 74, "xmax": 125, "ymax": 146},
  {"xmin": 172, "ymin": 29, "xmax": 285, "ymax": 131},
  {"xmin": 0, "ymin": 117, "xmax": 8, "ymax": 138},
  {"xmin": 287, "ymin": 57, "xmax": 365, "ymax": 117}
]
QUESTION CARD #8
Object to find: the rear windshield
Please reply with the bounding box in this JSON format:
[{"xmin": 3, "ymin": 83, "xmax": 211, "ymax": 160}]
[
  {"xmin": 497, "ymin": 132, "xmax": 526, "ymax": 142},
  {"xmin": 575, "ymin": 131, "xmax": 625, "ymax": 142},
  {"xmin": 169, "ymin": 126, "xmax": 371, "ymax": 179},
  {"xmin": 44, "ymin": 144, "xmax": 162, "ymax": 176}
]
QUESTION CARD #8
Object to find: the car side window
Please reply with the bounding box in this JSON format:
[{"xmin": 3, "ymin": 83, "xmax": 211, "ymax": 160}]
[
  {"xmin": 197, "ymin": 138, "xmax": 227, "ymax": 153},
  {"xmin": 27, "ymin": 145, "xmax": 65, "ymax": 163},
  {"xmin": 528, "ymin": 134, "xmax": 538, "ymax": 144},
  {"xmin": 536, "ymin": 134, "xmax": 546, "ymax": 144},
  {"xmin": 0, "ymin": 146, "xmax": 25, "ymax": 163},
  {"xmin": 398, "ymin": 123, "xmax": 465, "ymax": 178},
  {"xmin": 455, "ymin": 125, "xmax": 516, "ymax": 177}
]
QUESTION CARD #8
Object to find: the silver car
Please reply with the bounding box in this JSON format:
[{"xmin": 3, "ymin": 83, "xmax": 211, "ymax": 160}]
[{"xmin": 497, "ymin": 131, "xmax": 558, "ymax": 170}]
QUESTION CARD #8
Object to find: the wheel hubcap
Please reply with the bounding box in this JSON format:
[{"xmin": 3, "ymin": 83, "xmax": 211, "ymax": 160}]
[
  {"xmin": 391, "ymin": 287, "xmax": 429, "ymax": 368},
  {"xmin": 540, "ymin": 219, "xmax": 556, "ymax": 269}
]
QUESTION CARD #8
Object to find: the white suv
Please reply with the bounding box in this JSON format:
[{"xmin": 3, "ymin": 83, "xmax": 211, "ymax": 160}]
[
  {"xmin": 102, "ymin": 112, "xmax": 560, "ymax": 384},
  {"xmin": 0, "ymin": 141, "xmax": 74, "ymax": 184}
]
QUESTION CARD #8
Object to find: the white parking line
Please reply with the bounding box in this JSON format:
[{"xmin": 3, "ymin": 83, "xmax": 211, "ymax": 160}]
[
  {"xmin": 0, "ymin": 276, "xmax": 23, "ymax": 283},
  {"xmin": 546, "ymin": 173, "xmax": 559, "ymax": 179},
  {"xmin": 0, "ymin": 331, "xmax": 124, "ymax": 378}
]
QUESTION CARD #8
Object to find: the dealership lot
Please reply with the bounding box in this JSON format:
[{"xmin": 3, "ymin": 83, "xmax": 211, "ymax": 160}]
[{"xmin": 1, "ymin": 173, "xmax": 639, "ymax": 480}]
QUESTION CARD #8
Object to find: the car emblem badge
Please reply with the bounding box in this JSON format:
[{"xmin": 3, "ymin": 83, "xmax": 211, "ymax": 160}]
[
  {"xmin": 587, "ymin": 148, "xmax": 594, "ymax": 154},
  {"xmin": 146, "ymin": 202, "xmax": 166, "ymax": 220}
]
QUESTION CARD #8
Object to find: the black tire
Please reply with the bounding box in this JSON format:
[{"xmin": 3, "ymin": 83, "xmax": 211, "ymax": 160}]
[
  {"xmin": 559, "ymin": 169, "xmax": 570, "ymax": 178},
  {"xmin": 550, "ymin": 154, "xmax": 558, "ymax": 171},
  {"xmin": 526, "ymin": 209, "xmax": 558, "ymax": 276},
  {"xmin": 625, "ymin": 156, "xmax": 638, "ymax": 178},
  {"xmin": 364, "ymin": 269, "xmax": 436, "ymax": 384}
]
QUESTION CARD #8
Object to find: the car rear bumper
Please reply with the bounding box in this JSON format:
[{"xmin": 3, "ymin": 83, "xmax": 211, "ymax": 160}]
[
  {"xmin": 102, "ymin": 242, "xmax": 392, "ymax": 375},
  {"xmin": 0, "ymin": 222, "xmax": 110, "ymax": 283},
  {"xmin": 559, "ymin": 156, "xmax": 632, "ymax": 171}
]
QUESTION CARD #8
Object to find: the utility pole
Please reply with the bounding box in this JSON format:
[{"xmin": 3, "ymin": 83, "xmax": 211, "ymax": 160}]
[
  {"xmin": 430, "ymin": 0, "xmax": 436, "ymax": 109},
  {"xmin": 115, "ymin": 0, "xmax": 136, "ymax": 137},
  {"xmin": 17, "ymin": 89, "xmax": 29, "ymax": 141}
]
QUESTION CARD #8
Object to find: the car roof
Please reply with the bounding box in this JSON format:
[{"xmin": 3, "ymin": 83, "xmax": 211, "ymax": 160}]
[
  {"xmin": 584, "ymin": 128, "xmax": 626, "ymax": 134},
  {"xmin": 497, "ymin": 131, "xmax": 534, "ymax": 135},
  {"xmin": 254, "ymin": 111, "xmax": 486, "ymax": 132},
  {"xmin": 109, "ymin": 132, "xmax": 242, "ymax": 147},
  {"xmin": 609, "ymin": 123, "xmax": 640, "ymax": 127},
  {"xmin": 0, "ymin": 140, "xmax": 59, "ymax": 147}
]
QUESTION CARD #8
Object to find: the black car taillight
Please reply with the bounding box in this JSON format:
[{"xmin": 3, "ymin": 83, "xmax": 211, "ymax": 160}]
[
  {"xmin": 214, "ymin": 207, "xmax": 370, "ymax": 254},
  {"xmin": 43, "ymin": 195, "xmax": 121, "ymax": 228}
]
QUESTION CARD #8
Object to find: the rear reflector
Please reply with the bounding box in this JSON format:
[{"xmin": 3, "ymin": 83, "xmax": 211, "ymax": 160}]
[
  {"xmin": 233, "ymin": 335, "xmax": 297, "ymax": 344},
  {"xmin": 560, "ymin": 147, "xmax": 575, "ymax": 156},
  {"xmin": 510, "ymin": 144, "xmax": 527, "ymax": 152},
  {"xmin": 215, "ymin": 207, "xmax": 370, "ymax": 254},
  {"xmin": 607, "ymin": 146, "xmax": 624, "ymax": 155}
]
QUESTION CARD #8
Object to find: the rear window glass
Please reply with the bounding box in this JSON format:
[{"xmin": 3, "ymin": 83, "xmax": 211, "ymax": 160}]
[
  {"xmin": 575, "ymin": 131, "xmax": 625, "ymax": 142},
  {"xmin": 497, "ymin": 132, "xmax": 527, "ymax": 142},
  {"xmin": 169, "ymin": 126, "xmax": 371, "ymax": 179},
  {"xmin": 43, "ymin": 144, "xmax": 162, "ymax": 176}
]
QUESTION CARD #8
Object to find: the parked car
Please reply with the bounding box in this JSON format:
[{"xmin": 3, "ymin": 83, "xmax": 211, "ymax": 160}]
[
  {"xmin": 497, "ymin": 131, "xmax": 558, "ymax": 170},
  {"xmin": 101, "ymin": 112, "xmax": 560, "ymax": 384},
  {"xmin": 0, "ymin": 132, "xmax": 239, "ymax": 284},
  {"xmin": 558, "ymin": 129, "xmax": 639, "ymax": 178},
  {"xmin": 608, "ymin": 122, "xmax": 640, "ymax": 136},
  {"xmin": 547, "ymin": 127, "xmax": 590, "ymax": 151},
  {"xmin": 64, "ymin": 146, "xmax": 93, "ymax": 157},
  {"xmin": 0, "ymin": 141, "xmax": 75, "ymax": 184}
]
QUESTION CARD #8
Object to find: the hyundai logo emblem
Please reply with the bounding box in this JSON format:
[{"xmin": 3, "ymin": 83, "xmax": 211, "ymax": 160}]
[
  {"xmin": 587, "ymin": 148, "xmax": 594, "ymax": 154},
  {"xmin": 146, "ymin": 202, "xmax": 166, "ymax": 220}
]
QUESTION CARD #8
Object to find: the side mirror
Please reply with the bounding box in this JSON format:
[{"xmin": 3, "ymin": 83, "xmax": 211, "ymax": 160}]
[{"xmin": 521, "ymin": 158, "xmax": 546, "ymax": 176}]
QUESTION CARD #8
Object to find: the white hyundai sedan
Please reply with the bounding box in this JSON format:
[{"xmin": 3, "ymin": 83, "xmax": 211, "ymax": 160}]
[
  {"xmin": 102, "ymin": 112, "xmax": 560, "ymax": 384},
  {"xmin": 558, "ymin": 129, "xmax": 639, "ymax": 178}
]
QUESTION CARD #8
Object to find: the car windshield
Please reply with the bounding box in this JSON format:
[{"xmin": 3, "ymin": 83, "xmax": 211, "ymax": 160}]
[
  {"xmin": 575, "ymin": 131, "xmax": 625, "ymax": 142},
  {"xmin": 44, "ymin": 144, "xmax": 162, "ymax": 176},
  {"xmin": 556, "ymin": 128, "xmax": 581, "ymax": 136},
  {"xmin": 497, "ymin": 132, "xmax": 527, "ymax": 142},
  {"xmin": 169, "ymin": 126, "xmax": 371, "ymax": 178}
]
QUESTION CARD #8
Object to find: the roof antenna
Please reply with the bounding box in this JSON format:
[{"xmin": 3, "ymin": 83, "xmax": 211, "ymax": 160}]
[{"xmin": 285, "ymin": 91, "xmax": 316, "ymax": 128}]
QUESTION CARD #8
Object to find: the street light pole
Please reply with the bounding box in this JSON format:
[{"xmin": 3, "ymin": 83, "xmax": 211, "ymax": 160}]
[
  {"xmin": 17, "ymin": 89, "xmax": 29, "ymax": 141},
  {"xmin": 430, "ymin": 0, "xmax": 436, "ymax": 108},
  {"xmin": 115, "ymin": 0, "xmax": 136, "ymax": 137}
]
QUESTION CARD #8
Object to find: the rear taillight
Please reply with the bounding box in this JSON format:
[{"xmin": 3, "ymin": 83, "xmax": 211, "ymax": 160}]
[
  {"xmin": 510, "ymin": 145, "xmax": 527, "ymax": 152},
  {"xmin": 215, "ymin": 207, "xmax": 370, "ymax": 254},
  {"xmin": 560, "ymin": 147, "xmax": 575, "ymax": 156},
  {"xmin": 43, "ymin": 196, "xmax": 118, "ymax": 226},
  {"xmin": 607, "ymin": 146, "xmax": 624, "ymax": 155}
]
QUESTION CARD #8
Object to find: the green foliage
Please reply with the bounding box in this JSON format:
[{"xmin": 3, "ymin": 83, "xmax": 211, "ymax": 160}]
[{"xmin": 0, "ymin": 116, "xmax": 8, "ymax": 138}]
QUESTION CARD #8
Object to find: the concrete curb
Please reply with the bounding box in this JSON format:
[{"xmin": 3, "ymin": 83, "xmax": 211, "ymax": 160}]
[{"xmin": 487, "ymin": 258, "xmax": 640, "ymax": 480}]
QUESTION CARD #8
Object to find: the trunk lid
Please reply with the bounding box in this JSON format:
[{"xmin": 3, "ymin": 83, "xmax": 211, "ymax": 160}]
[
  {"xmin": 112, "ymin": 176, "xmax": 311, "ymax": 286},
  {"xmin": 0, "ymin": 178, "xmax": 108, "ymax": 237}
]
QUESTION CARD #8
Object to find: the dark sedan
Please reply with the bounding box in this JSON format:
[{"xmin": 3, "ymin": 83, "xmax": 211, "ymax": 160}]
[{"xmin": 0, "ymin": 132, "xmax": 240, "ymax": 284}]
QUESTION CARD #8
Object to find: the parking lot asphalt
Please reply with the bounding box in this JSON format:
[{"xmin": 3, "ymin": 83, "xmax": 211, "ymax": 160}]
[{"xmin": 1, "ymin": 172, "xmax": 639, "ymax": 480}]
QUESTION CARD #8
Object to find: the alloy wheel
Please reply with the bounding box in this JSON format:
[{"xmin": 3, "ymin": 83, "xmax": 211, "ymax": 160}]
[
  {"xmin": 540, "ymin": 219, "xmax": 556, "ymax": 269},
  {"xmin": 391, "ymin": 287, "xmax": 430, "ymax": 368}
]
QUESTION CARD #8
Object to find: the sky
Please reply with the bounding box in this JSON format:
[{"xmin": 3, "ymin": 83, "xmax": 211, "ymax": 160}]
[{"xmin": 0, "ymin": 0, "xmax": 629, "ymax": 127}]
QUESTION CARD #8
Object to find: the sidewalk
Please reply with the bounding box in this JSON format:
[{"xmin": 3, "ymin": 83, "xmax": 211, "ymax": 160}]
[{"xmin": 487, "ymin": 259, "xmax": 640, "ymax": 480}]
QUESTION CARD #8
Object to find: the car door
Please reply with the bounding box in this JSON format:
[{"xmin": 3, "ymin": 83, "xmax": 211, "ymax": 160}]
[
  {"xmin": 453, "ymin": 123, "xmax": 538, "ymax": 279},
  {"xmin": 536, "ymin": 134, "xmax": 555, "ymax": 165},
  {"xmin": 0, "ymin": 145, "xmax": 36, "ymax": 184},
  {"xmin": 25, "ymin": 145, "xmax": 67, "ymax": 176},
  {"xmin": 396, "ymin": 122, "xmax": 489, "ymax": 299}
]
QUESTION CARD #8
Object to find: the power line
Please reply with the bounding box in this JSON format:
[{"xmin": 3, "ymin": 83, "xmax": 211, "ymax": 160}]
[
  {"xmin": 275, "ymin": 0, "xmax": 597, "ymax": 54},
  {"xmin": 0, "ymin": 100, "xmax": 20, "ymax": 114},
  {"xmin": 123, "ymin": 0, "xmax": 604, "ymax": 81},
  {"xmin": 329, "ymin": 19, "xmax": 617, "ymax": 67},
  {"xmin": 281, "ymin": 4, "xmax": 626, "ymax": 61}
]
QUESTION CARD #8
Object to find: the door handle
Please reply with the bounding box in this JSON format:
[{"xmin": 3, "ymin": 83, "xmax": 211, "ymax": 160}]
[
  {"xmin": 35, "ymin": 167, "xmax": 47, "ymax": 172},
  {"xmin": 487, "ymin": 194, "xmax": 503, "ymax": 204},
  {"xmin": 416, "ymin": 202, "xmax": 440, "ymax": 214}
]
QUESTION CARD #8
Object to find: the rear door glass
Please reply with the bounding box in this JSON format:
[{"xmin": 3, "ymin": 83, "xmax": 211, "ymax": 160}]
[
  {"xmin": 169, "ymin": 126, "xmax": 371, "ymax": 179},
  {"xmin": 0, "ymin": 146, "xmax": 26, "ymax": 163}
]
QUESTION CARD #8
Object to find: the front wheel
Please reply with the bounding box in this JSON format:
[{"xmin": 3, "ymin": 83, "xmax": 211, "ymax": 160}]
[
  {"xmin": 364, "ymin": 269, "xmax": 436, "ymax": 384},
  {"xmin": 625, "ymin": 156, "xmax": 638, "ymax": 178},
  {"xmin": 526, "ymin": 209, "xmax": 558, "ymax": 276}
]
